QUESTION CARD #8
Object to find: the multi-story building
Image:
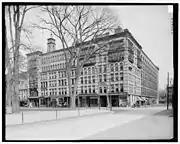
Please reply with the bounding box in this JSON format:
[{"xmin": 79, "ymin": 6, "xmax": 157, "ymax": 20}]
[
  {"xmin": 27, "ymin": 27, "xmax": 159, "ymax": 107},
  {"xmin": 19, "ymin": 72, "xmax": 29, "ymax": 106},
  {"xmin": 26, "ymin": 51, "xmax": 42, "ymax": 107}
]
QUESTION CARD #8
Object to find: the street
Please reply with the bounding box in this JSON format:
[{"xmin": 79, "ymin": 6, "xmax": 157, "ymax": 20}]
[
  {"xmin": 82, "ymin": 108, "xmax": 173, "ymax": 140},
  {"xmin": 6, "ymin": 106, "xmax": 173, "ymax": 140}
]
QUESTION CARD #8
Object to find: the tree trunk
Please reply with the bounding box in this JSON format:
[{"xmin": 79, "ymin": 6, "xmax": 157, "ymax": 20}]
[
  {"xmin": 73, "ymin": 73, "xmax": 80, "ymax": 108},
  {"xmin": 106, "ymin": 95, "xmax": 110, "ymax": 108},
  {"xmin": 11, "ymin": 24, "xmax": 21, "ymax": 113},
  {"xmin": 66, "ymin": 67, "xmax": 76, "ymax": 109},
  {"xmin": 5, "ymin": 24, "xmax": 13, "ymax": 107}
]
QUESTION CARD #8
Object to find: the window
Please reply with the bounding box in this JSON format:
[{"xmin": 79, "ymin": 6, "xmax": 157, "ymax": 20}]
[
  {"xmin": 120, "ymin": 63, "xmax": 123, "ymax": 71},
  {"xmin": 84, "ymin": 76, "xmax": 87, "ymax": 84},
  {"xmin": 110, "ymin": 84, "xmax": 114, "ymax": 92},
  {"xmin": 92, "ymin": 67, "xmax": 95, "ymax": 74},
  {"xmin": 104, "ymin": 74, "xmax": 107, "ymax": 82},
  {"xmin": 88, "ymin": 76, "xmax": 91, "ymax": 84},
  {"xmin": 72, "ymin": 87, "xmax": 74, "ymax": 94},
  {"xmin": 99, "ymin": 75, "xmax": 102, "ymax": 82},
  {"xmin": 92, "ymin": 75, "xmax": 95, "ymax": 83},
  {"xmin": 115, "ymin": 73, "xmax": 119, "ymax": 81},
  {"xmin": 81, "ymin": 77, "xmax": 83, "ymax": 84},
  {"xmin": 64, "ymin": 79, "xmax": 67, "ymax": 86},
  {"xmin": 103, "ymin": 65, "xmax": 107, "ymax": 73},
  {"xmin": 115, "ymin": 84, "xmax": 119, "ymax": 92},
  {"xmin": 88, "ymin": 67, "xmax": 91, "ymax": 75},
  {"xmin": 81, "ymin": 86, "xmax": 83, "ymax": 94},
  {"xmin": 104, "ymin": 87, "xmax": 107, "ymax": 93},
  {"xmin": 85, "ymin": 86, "xmax": 87, "ymax": 94},
  {"xmin": 115, "ymin": 63, "xmax": 118, "ymax": 71},
  {"xmin": 88, "ymin": 85, "xmax": 91, "ymax": 93},
  {"xmin": 120, "ymin": 84, "xmax": 124, "ymax": 92},
  {"xmin": 99, "ymin": 55, "xmax": 102, "ymax": 62},
  {"xmin": 99, "ymin": 87, "xmax": 102, "ymax": 93},
  {"xmin": 104, "ymin": 56, "xmax": 107, "ymax": 62},
  {"xmin": 72, "ymin": 79, "xmax": 74, "ymax": 85},
  {"xmin": 111, "ymin": 64, "xmax": 114, "ymax": 72},
  {"xmin": 84, "ymin": 68, "xmax": 87, "ymax": 75},
  {"xmin": 92, "ymin": 85, "xmax": 95, "ymax": 93},
  {"xmin": 111, "ymin": 73, "xmax": 114, "ymax": 82},
  {"xmin": 99, "ymin": 66, "xmax": 102, "ymax": 73},
  {"xmin": 81, "ymin": 70, "xmax": 83, "ymax": 75},
  {"xmin": 129, "ymin": 66, "xmax": 132, "ymax": 71}
]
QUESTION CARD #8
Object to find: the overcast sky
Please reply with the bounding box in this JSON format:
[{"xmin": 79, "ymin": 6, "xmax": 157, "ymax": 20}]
[{"xmin": 24, "ymin": 5, "xmax": 173, "ymax": 90}]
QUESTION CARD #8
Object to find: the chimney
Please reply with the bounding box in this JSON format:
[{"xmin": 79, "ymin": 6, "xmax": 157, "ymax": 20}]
[{"xmin": 114, "ymin": 26, "xmax": 124, "ymax": 34}]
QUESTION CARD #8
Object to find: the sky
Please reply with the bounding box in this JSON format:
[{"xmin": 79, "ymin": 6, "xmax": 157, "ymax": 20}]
[{"xmin": 23, "ymin": 5, "xmax": 173, "ymax": 90}]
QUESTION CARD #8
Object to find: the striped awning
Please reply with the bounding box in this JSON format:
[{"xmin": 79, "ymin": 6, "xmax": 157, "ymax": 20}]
[
  {"xmin": 141, "ymin": 97, "xmax": 146, "ymax": 101},
  {"xmin": 136, "ymin": 97, "xmax": 141, "ymax": 101}
]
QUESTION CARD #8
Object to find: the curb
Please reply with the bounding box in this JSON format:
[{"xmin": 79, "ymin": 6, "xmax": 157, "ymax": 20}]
[{"xmin": 6, "ymin": 110, "xmax": 111, "ymax": 127}]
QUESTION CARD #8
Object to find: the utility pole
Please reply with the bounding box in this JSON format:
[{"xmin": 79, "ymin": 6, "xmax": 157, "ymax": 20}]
[{"xmin": 167, "ymin": 72, "xmax": 169, "ymax": 110}]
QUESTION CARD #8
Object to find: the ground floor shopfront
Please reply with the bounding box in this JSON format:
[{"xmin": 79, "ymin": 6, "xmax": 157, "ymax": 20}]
[{"xmin": 28, "ymin": 94, "xmax": 157, "ymax": 108}]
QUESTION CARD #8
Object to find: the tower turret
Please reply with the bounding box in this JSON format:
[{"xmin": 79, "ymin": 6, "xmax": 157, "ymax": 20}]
[{"xmin": 47, "ymin": 33, "xmax": 56, "ymax": 52}]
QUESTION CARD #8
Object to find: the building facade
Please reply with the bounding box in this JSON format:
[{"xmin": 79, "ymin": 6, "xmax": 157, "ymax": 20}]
[
  {"xmin": 19, "ymin": 72, "xmax": 29, "ymax": 106},
  {"xmin": 27, "ymin": 27, "xmax": 159, "ymax": 107},
  {"xmin": 26, "ymin": 51, "xmax": 42, "ymax": 107}
]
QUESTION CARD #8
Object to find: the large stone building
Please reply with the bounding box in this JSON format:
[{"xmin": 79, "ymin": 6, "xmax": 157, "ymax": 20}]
[{"xmin": 26, "ymin": 27, "xmax": 159, "ymax": 107}]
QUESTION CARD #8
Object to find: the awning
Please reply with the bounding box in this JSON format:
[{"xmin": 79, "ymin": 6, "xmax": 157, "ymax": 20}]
[
  {"xmin": 141, "ymin": 97, "xmax": 146, "ymax": 101},
  {"xmin": 28, "ymin": 97, "xmax": 39, "ymax": 99},
  {"xmin": 90, "ymin": 96, "xmax": 98, "ymax": 99},
  {"xmin": 136, "ymin": 97, "xmax": 141, "ymax": 101},
  {"xmin": 78, "ymin": 93, "xmax": 99, "ymax": 97}
]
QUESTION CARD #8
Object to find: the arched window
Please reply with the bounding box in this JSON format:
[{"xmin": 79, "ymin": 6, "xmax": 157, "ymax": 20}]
[
  {"xmin": 120, "ymin": 63, "xmax": 123, "ymax": 71},
  {"xmin": 115, "ymin": 63, "xmax": 118, "ymax": 71},
  {"xmin": 99, "ymin": 87, "xmax": 102, "ymax": 93}
]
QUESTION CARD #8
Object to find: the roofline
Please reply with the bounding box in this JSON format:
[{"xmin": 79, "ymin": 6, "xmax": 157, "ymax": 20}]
[
  {"xmin": 26, "ymin": 51, "xmax": 42, "ymax": 56},
  {"xmin": 141, "ymin": 49, "xmax": 159, "ymax": 71},
  {"xmin": 35, "ymin": 29, "xmax": 158, "ymax": 71},
  {"xmin": 41, "ymin": 29, "xmax": 142, "ymax": 56}
]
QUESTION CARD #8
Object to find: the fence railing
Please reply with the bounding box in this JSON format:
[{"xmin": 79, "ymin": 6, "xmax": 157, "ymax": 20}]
[{"xmin": 6, "ymin": 107, "xmax": 109, "ymax": 126}]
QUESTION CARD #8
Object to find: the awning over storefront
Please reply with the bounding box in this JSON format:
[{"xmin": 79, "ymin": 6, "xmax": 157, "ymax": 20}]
[
  {"xmin": 136, "ymin": 97, "xmax": 142, "ymax": 101},
  {"xmin": 90, "ymin": 96, "xmax": 98, "ymax": 99},
  {"xmin": 141, "ymin": 97, "xmax": 146, "ymax": 101},
  {"xmin": 51, "ymin": 95, "xmax": 66, "ymax": 99},
  {"xmin": 108, "ymin": 92, "xmax": 128, "ymax": 96},
  {"xmin": 78, "ymin": 93, "xmax": 99, "ymax": 97},
  {"xmin": 28, "ymin": 97, "xmax": 39, "ymax": 99}
]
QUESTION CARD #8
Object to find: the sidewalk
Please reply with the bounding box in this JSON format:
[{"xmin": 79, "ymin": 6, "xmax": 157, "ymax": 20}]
[
  {"xmin": 6, "ymin": 107, "xmax": 166, "ymax": 140},
  {"xmin": 6, "ymin": 107, "xmax": 109, "ymax": 126},
  {"xmin": 6, "ymin": 112, "xmax": 145, "ymax": 140}
]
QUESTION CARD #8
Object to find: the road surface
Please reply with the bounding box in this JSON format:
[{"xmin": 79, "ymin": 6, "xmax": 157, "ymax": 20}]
[{"xmin": 6, "ymin": 106, "xmax": 173, "ymax": 140}]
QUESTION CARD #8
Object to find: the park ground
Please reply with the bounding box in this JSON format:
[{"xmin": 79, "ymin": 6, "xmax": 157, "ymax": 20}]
[{"xmin": 5, "ymin": 105, "xmax": 173, "ymax": 140}]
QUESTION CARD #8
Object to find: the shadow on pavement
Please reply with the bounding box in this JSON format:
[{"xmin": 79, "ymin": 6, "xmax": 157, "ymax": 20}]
[{"xmin": 153, "ymin": 109, "xmax": 173, "ymax": 117}]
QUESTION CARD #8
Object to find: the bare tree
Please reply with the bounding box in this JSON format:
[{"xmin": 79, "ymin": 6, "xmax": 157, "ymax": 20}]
[
  {"xmin": 5, "ymin": 5, "xmax": 39, "ymax": 113},
  {"xmin": 34, "ymin": 5, "xmax": 118, "ymax": 108}
]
